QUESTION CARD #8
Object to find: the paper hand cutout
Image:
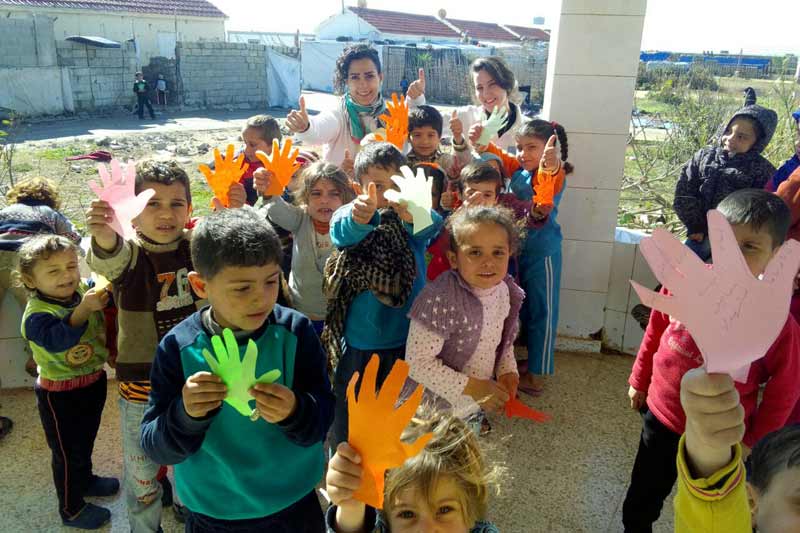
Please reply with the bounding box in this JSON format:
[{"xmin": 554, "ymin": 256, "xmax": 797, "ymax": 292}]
[
  {"xmin": 347, "ymin": 355, "xmax": 432, "ymax": 509},
  {"xmin": 201, "ymin": 328, "xmax": 282, "ymax": 418},
  {"xmin": 377, "ymin": 93, "xmax": 409, "ymax": 150},
  {"xmin": 89, "ymin": 159, "xmax": 154, "ymax": 240},
  {"xmin": 533, "ymin": 171, "xmax": 557, "ymax": 207},
  {"xmin": 631, "ymin": 210, "xmax": 800, "ymax": 382},
  {"xmin": 383, "ymin": 165, "xmax": 434, "ymax": 234},
  {"xmin": 255, "ymin": 139, "xmax": 301, "ymax": 196},
  {"xmin": 477, "ymin": 105, "xmax": 508, "ymax": 146},
  {"xmin": 198, "ymin": 144, "xmax": 247, "ymax": 208},
  {"xmin": 505, "ymin": 398, "xmax": 551, "ymax": 423}
]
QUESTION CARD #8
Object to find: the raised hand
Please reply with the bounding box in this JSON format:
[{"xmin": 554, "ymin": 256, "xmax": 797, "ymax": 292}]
[
  {"xmin": 351, "ymin": 182, "xmax": 378, "ymax": 225},
  {"xmin": 539, "ymin": 135, "xmax": 559, "ymax": 173},
  {"xmin": 533, "ymin": 171, "xmax": 557, "ymax": 207},
  {"xmin": 286, "ymin": 95, "xmax": 310, "ymax": 133},
  {"xmin": 198, "ymin": 144, "xmax": 247, "ymax": 208},
  {"xmin": 477, "ymin": 105, "xmax": 508, "ymax": 146},
  {"xmin": 377, "ymin": 93, "xmax": 409, "ymax": 150},
  {"xmin": 631, "ymin": 210, "xmax": 800, "ymax": 382},
  {"xmin": 89, "ymin": 159, "xmax": 155, "ymax": 241},
  {"xmin": 255, "ymin": 139, "xmax": 301, "ymax": 196},
  {"xmin": 201, "ymin": 328, "xmax": 282, "ymax": 418},
  {"xmin": 406, "ymin": 68, "xmax": 426, "ymax": 100},
  {"xmin": 469, "ymin": 123, "xmax": 485, "ymax": 149},
  {"xmin": 341, "ymin": 149, "xmax": 355, "ymax": 178},
  {"xmin": 383, "ymin": 165, "xmax": 434, "ymax": 234},
  {"xmin": 347, "ymin": 355, "xmax": 433, "ymax": 509},
  {"xmin": 450, "ymin": 110, "xmax": 464, "ymax": 143}
]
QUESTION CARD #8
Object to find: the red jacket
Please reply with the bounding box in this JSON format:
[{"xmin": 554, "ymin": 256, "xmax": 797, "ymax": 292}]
[
  {"xmin": 629, "ymin": 299, "xmax": 800, "ymax": 448},
  {"xmin": 774, "ymin": 166, "xmax": 800, "ymax": 322}
]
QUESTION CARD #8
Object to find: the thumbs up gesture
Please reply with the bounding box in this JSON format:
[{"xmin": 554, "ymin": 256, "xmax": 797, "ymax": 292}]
[
  {"xmin": 449, "ymin": 110, "xmax": 464, "ymax": 144},
  {"xmin": 351, "ymin": 181, "xmax": 378, "ymax": 225},
  {"xmin": 406, "ymin": 68, "xmax": 426, "ymax": 100},
  {"xmin": 539, "ymin": 135, "xmax": 559, "ymax": 174},
  {"xmin": 341, "ymin": 149, "xmax": 355, "ymax": 179},
  {"xmin": 286, "ymin": 96, "xmax": 310, "ymax": 133}
]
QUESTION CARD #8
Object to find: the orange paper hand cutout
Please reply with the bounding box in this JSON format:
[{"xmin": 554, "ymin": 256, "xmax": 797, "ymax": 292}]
[
  {"xmin": 505, "ymin": 398, "xmax": 551, "ymax": 423},
  {"xmin": 533, "ymin": 171, "xmax": 557, "ymax": 207},
  {"xmin": 255, "ymin": 139, "xmax": 301, "ymax": 196},
  {"xmin": 198, "ymin": 145, "xmax": 247, "ymax": 208},
  {"xmin": 347, "ymin": 355, "xmax": 433, "ymax": 509},
  {"xmin": 377, "ymin": 93, "xmax": 409, "ymax": 150}
]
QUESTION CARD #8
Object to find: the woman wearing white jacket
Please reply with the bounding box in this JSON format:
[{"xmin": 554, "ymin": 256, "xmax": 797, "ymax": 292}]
[{"xmin": 286, "ymin": 44, "xmax": 426, "ymax": 167}]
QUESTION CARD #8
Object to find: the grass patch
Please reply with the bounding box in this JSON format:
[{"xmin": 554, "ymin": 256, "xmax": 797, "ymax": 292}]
[
  {"xmin": 36, "ymin": 146, "xmax": 84, "ymax": 161},
  {"xmin": 11, "ymin": 162, "xmax": 34, "ymax": 173}
]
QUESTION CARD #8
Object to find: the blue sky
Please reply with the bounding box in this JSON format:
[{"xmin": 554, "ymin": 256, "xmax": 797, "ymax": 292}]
[{"xmin": 210, "ymin": 0, "xmax": 799, "ymax": 56}]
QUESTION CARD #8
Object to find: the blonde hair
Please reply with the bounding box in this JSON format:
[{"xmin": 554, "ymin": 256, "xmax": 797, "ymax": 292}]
[
  {"xmin": 16, "ymin": 234, "xmax": 79, "ymax": 291},
  {"xmin": 383, "ymin": 410, "xmax": 501, "ymax": 527},
  {"xmin": 5, "ymin": 177, "xmax": 61, "ymax": 209},
  {"xmin": 291, "ymin": 161, "xmax": 355, "ymax": 208}
]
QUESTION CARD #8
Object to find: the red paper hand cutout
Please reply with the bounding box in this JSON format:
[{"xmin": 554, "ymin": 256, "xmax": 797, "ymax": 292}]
[
  {"xmin": 505, "ymin": 398, "xmax": 551, "ymax": 423},
  {"xmin": 347, "ymin": 355, "xmax": 433, "ymax": 509},
  {"xmin": 533, "ymin": 171, "xmax": 557, "ymax": 207},
  {"xmin": 198, "ymin": 145, "xmax": 247, "ymax": 208},
  {"xmin": 377, "ymin": 93, "xmax": 409, "ymax": 150},
  {"xmin": 255, "ymin": 139, "xmax": 301, "ymax": 196},
  {"xmin": 89, "ymin": 159, "xmax": 154, "ymax": 240}
]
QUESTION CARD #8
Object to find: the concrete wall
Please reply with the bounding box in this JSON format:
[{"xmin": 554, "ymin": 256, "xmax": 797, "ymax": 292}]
[
  {"xmin": 0, "ymin": 67, "xmax": 72, "ymax": 115},
  {"xmin": 57, "ymin": 40, "xmax": 138, "ymax": 112},
  {"xmin": 0, "ymin": 14, "xmax": 56, "ymax": 67},
  {"xmin": 177, "ymin": 42, "xmax": 267, "ymax": 109},
  {"xmin": 542, "ymin": 0, "xmax": 647, "ymax": 342},
  {"xmin": 1, "ymin": 7, "xmax": 225, "ymax": 65}
]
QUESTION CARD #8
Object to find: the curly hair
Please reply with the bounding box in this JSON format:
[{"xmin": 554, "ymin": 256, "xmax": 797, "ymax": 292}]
[
  {"xmin": 5, "ymin": 176, "xmax": 61, "ymax": 209},
  {"xmin": 333, "ymin": 44, "xmax": 382, "ymax": 95},
  {"xmin": 291, "ymin": 161, "xmax": 355, "ymax": 208},
  {"xmin": 135, "ymin": 159, "xmax": 192, "ymax": 205},
  {"xmin": 16, "ymin": 234, "xmax": 79, "ymax": 291},
  {"xmin": 446, "ymin": 205, "xmax": 521, "ymax": 256}
]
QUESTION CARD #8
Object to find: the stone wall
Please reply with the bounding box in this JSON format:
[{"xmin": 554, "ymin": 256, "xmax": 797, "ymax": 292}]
[{"xmin": 176, "ymin": 42, "xmax": 268, "ymax": 109}]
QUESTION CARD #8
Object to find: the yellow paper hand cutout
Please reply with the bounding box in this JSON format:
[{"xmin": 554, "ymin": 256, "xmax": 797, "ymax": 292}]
[
  {"xmin": 347, "ymin": 355, "xmax": 432, "ymax": 509},
  {"xmin": 198, "ymin": 145, "xmax": 247, "ymax": 208},
  {"xmin": 255, "ymin": 139, "xmax": 301, "ymax": 197}
]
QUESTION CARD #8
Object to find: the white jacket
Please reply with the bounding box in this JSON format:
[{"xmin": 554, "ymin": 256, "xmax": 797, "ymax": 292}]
[{"xmin": 294, "ymin": 94, "xmax": 425, "ymax": 166}]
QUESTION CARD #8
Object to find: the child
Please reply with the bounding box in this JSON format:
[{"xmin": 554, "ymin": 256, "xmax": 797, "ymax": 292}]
[
  {"xmin": 407, "ymin": 206, "xmax": 523, "ymax": 433},
  {"xmin": 86, "ymin": 160, "xmax": 202, "ymax": 532},
  {"xmin": 0, "ymin": 176, "xmax": 81, "ymax": 376},
  {"xmin": 673, "ymin": 93, "xmax": 778, "ymax": 261},
  {"xmin": 676, "ymin": 367, "xmax": 800, "ymax": 533},
  {"xmin": 325, "ymin": 410, "xmax": 499, "ymax": 532},
  {"xmin": 472, "ymin": 119, "xmax": 572, "ymax": 395},
  {"xmin": 155, "ymin": 74, "xmax": 167, "ymax": 107},
  {"xmin": 623, "ymin": 189, "xmax": 800, "ymax": 532},
  {"xmin": 323, "ymin": 142, "xmax": 443, "ymax": 446},
  {"xmin": 239, "ymin": 114, "xmax": 282, "ymax": 206},
  {"xmin": 765, "ymin": 108, "xmax": 800, "ymax": 192},
  {"xmin": 257, "ymin": 161, "xmax": 355, "ymax": 334},
  {"xmin": 140, "ymin": 207, "xmax": 334, "ymax": 530},
  {"xmin": 18, "ymin": 234, "xmax": 118, "ymax": 529},
  {"xmin": 133, "ymin": 72, "xmax": 155, "ymax": 120}
]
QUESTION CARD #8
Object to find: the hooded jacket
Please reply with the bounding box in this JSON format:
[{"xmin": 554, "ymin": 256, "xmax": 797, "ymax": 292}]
[{"xmin": 673, "ymin": 98, "xmax": 778, "ymax": 235}]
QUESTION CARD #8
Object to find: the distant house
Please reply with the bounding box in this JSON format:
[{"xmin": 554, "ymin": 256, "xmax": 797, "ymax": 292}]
[
  {"xmin": 0, "ymin": 0, "xmax": 227, "ymax": 63},
  {"xmin": 316, "ymin": 6, "xmax": 549, "ymax": 46}
]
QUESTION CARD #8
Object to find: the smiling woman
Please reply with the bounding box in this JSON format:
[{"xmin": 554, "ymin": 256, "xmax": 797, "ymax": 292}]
[{"xmin": 287, "ymin": 44, "xmax": 426, "ymax": 165}]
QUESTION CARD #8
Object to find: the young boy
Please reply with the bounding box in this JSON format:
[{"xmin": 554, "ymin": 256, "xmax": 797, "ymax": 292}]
[
  {"xmin": 324, "ymin": 141, "xmax": 443, "ymax": 446},
  {"xmin": 623, "ymin": 189, "xmax": 800, "ymax": 532},
  {"xmin": 239, "ymin": 115, "xmax": 281, "ymax": 206},
  {"xmin": 406, "ymin": 105, "xmax": 472, "ymax": 212},
  {"xmin": 766, "ymin": 108, "xmax": 800, "ymax": 192},
  {"xmin": 140, "ymin": 208, "xmax": 333, "ymax": 530},
  {"xmin": 673, "ymin": 94, "xmax": 778, "ymax": 261},
  {"xmin": 133, "ymin": 72, "xmax": 155, "ymax": 120},
  {"xmin": 677, "ymin": 368, "xmax": 800, "ymax": 533},
  {"xmin": 86, "ymin": 160, "xmax": 202, "ymax": 532}
]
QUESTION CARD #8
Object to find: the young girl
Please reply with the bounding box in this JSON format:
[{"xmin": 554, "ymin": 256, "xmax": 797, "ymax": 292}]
[
  {"xmin": 325, "ymin": 410, "xmax": 500, "ymax": 532},
  {"xmin": 17, "ymin": 234, "xmax": 117, "ymax": 529},
  {"xmin": 472, "ymin": 119, "xmax": 573, "ymax": 395},
  {"xmin": 407, "ymin": 206, "xmax": 523, "ymax": 432},
  {"xmin": 256, "ymin": 161, "xmax": 355, "ymax": 334}
]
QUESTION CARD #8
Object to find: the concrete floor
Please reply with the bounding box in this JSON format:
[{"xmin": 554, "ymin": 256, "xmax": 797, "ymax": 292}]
[{"xmin": 0, "ymin": 351, "xmax": 676, "ymax": 533}]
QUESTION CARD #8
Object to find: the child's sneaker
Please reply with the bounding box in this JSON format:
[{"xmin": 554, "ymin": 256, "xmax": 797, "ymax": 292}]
[
  {"xmin": 85, "ymin": 475, "xmax": 119, "ymax": 497},
  {"xmin": 62, "ymin": 503, "xmax": 111, "ymax": 529}
]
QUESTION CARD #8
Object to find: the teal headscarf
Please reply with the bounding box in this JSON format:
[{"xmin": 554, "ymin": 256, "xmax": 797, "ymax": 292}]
[{"xmin": 343, "ymin": 88, "xmax": 385, "ymax": 141}]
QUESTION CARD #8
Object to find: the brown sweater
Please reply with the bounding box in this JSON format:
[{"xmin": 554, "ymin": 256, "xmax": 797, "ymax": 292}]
[{"xmin": 86, "ymin": 231, "xmax": 205, "ymax": 382}]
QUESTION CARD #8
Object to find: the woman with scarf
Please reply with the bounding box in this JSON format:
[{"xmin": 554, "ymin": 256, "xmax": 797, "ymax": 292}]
[{"xmin": 286, "ymin": 44, "xmax": 426, "ymax": 166}]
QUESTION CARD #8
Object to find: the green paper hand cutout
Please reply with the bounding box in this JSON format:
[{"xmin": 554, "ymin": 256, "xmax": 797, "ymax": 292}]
[
  {"xmin": 201, "ymin": 328, "xmax": 282, "ymax": 418},
  {"xmin": 477, "ymin": 105, "xmax": 509, "ymax": 146}
]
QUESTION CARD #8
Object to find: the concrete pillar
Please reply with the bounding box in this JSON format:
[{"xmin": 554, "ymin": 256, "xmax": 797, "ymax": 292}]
[{"xmin": 541, "ymin": 0, "xmax": 647, "ymax": 346}]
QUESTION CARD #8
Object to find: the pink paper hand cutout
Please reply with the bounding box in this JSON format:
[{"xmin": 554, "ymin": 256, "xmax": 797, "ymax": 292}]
[
  {"xmin": 89, "ymin": 159, "xmax": 154, "ymax": 240},
  {"xmin": 631, "ymin": 210, "xmax": 800, "ymax": 382}
]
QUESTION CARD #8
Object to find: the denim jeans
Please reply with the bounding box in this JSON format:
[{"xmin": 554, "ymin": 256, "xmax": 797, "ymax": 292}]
[{"xmin": 120, "ymin": 397, "xmax": 163, "ymax": 532}]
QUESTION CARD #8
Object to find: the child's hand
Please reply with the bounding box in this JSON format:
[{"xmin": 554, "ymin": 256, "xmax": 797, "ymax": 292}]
[
  {"xmin": 351, "ymin": 182, "xmax": 378, "ymax": 225},
  {"xmin": 253, "ymin": 168, "xmax": 274, "ymax": 197},
  {"xmin": 469, "ymin": 124, "xmax": 486, "ymax": 150},
  {"xmin": 182, "ymin": 372, "xmax": 227, "ymax": 419},
  {"xmin": 81, "ymin": 287, "xmax": 110, "ymax": 312},
  {"xmin": 227, "ymin": 182, "xmax": 246, "ymax": 208},
  {"xmin": 464, "ymin": 377, "xmax": 510, "ymax": 412},
  {"xmin": 249, "ymin": 382, "xmax": 296, "ymax": 423},
  {"xmin": 341, "ymin": 149, "xmax": 355, "ymax": 179},
  {"xmin": 531, "ymin": 203, "xmax": 553, "ymax": 220},
  {"xmin": 406, "ymin": 68, "xmax": 425, "ymax": 100},
  {"xmin": 628, "ymin": 385, "xmax": 647, "ymax": 411},
  {"xmin": 286, "ymin": 95, "xmax": 310, "ymax": 133},
  {"xmin": 450, "ymin": 110, "xmax": 464, "ymax": 144},
  {"xmin": 539, "ymin": 135, "xmax": 560, "ymax": 173},
  {"xmin": 688, "ymin": 233, "xmax": 705, "ymax": 242},
  {"xmin": 85, "ymin": 200, "xmax": 119, "ymax": 251},
  {"xmin": 463, "ymin": 190, "xmax": 491, "ymax": 208},
  {"xmin": 497, "ymin": 372, "xmax": 519, "ymax": 401},
  {"xmin": 681, "ymin": 368, "xmax": 745, "ymax": 478},
  {"xmin": 440, "ymin": 190, "xmax": 459, "ymax": 210},
  {"xmin": 387, "ymin": 200, "xmax": 414, "ymax": 223},
  {"xmin": 326, "ymin": 442, "xmax": 368, "ymax": 531}
]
